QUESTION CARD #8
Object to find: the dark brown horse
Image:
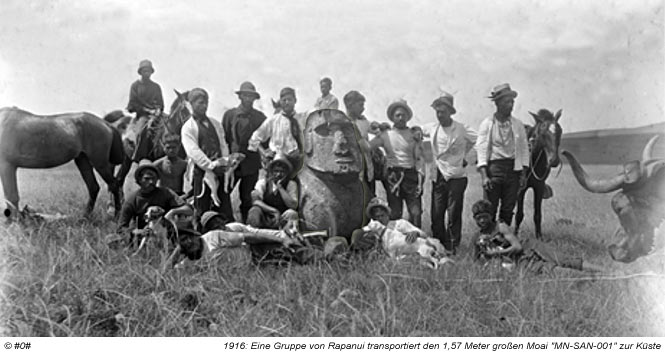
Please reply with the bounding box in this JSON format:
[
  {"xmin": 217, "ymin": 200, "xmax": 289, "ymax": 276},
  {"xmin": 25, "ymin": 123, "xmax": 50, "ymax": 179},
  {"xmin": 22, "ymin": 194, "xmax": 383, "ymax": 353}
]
[
  {"xmin": 113, "ymin": 90, "xmax": 191, "ymax": 191},
  {"xmin": 515, "ymin": 109, "xmax": 562, "ymax": 239},
  {"xmin": 0, "ymin": 107, "xmax": 125, "ymax": 219}
]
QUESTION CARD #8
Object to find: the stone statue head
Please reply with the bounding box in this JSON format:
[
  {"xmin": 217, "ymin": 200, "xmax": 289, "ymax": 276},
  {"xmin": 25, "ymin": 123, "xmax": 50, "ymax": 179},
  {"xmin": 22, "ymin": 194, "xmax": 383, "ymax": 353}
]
[{"xmin": 303, "ymin": 109, "xmax": 363, "ymax": 175}]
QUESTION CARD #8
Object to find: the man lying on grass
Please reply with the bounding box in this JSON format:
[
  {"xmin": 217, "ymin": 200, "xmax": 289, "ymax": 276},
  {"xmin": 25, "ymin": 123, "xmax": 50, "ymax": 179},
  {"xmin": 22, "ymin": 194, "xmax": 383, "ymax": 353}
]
[
  {"xmin": 470, "ymin": 199, "xmax": 606, "ymax": 274},
  {"xmin": 168, "ymin": 210, "xmax": 347, "ymax": 268},
  {"xmin": 350, "ymin": 197, "xmax": 452, "ymax": 268}
]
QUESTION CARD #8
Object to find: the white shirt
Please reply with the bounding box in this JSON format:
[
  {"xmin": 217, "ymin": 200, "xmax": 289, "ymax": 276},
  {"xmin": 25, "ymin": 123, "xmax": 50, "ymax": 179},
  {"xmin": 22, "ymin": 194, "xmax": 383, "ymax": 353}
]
[
  {"xmin": 248, "ymin": 112, "xmax": 300, "ymax": 156},
  {"xmin": 475, "ymin": 116, "xmax": 530, "ymax": 171},
  {"xmin": 314, "ymin": 94, "xmax": 339, "ymax": 109},
  {"xmin": 181, "ymin": 116, "xmax": 229, "ymax": 172},
  {"xmin": 251, "ymin": 178, "xmax": 299, "ymax": 203},
  {"xmin": 423, "ymin": 120, "xmax": 477, "ymax": 181},
  {"xmin": 370, "ymin": 128, "xmax": 425, "ymax": 174}
]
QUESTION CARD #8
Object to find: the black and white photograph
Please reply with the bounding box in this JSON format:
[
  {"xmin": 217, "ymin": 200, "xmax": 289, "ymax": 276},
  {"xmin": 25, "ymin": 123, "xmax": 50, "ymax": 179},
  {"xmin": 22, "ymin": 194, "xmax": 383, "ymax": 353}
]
[{"xmin": 0, "ymin": 0, "xmax": 663, "ymax": 339}]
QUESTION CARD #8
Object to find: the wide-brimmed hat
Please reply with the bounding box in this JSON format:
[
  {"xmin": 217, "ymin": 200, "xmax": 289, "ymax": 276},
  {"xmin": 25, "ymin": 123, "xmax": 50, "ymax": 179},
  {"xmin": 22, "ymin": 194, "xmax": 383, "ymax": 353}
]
[
  {"xmin": 488, "ymin": 83, "xmax": 518, "ymax": 102},
  {"xmin": 268, "ymin": 152, "xmax": 293, "ymax": 175},
  {"xmin": 431, "ymin": 92, "xmax": 456, "ymax": 114},
  {"xmin": 235, "ymin": 81, "xmax": 260, "ymax": 99},
  {"xmin": 134, "ymin": 162, "xmax": 160, "ymax": 181},
  {"xmin": 386, "ymin": 99, "xmax": 413, "ymax": 121},
  {"xmin": 365, "ymin": 197, "xmax": 391, "ymax": 218},
  {"xmin": 137, "ymin": 59, "xmax": 154, "ymax": 74}
]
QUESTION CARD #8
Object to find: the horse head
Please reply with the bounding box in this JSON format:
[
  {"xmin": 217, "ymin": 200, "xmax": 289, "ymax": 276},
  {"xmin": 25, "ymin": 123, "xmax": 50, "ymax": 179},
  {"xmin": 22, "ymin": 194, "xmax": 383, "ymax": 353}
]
[
  {"xmin": 528, "ymin": 109, "xmax": 562, "ymax": 168},
  {"xmin": 167, "ymin": 89, "xmax": 191, "ymax": 135}
]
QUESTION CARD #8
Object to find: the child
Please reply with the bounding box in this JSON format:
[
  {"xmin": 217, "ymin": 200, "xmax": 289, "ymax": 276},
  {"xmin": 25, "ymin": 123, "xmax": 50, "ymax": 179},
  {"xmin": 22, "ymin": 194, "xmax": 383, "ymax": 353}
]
[
  {"xmin": 154, "ymin": 133, "xmax": 188, "ymax": 197},
  {"xmin": 470, "ymin": 199, "xmax": 606, "ymax": 274},
  {"xmin": 314, "ymin": 77, "xmax": 339, "ymax": 110}
]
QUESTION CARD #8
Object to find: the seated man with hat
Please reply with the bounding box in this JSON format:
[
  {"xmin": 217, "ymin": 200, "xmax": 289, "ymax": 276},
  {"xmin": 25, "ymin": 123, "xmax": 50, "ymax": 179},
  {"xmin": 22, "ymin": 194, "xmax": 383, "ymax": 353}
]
[
  {"xmin": 222, "ymin": 81, "xmax": 267, "ymax": 222},
  {"xmin": 127, "ymin": 59, "xmax": 164, "ymax": 121},
  {"xmin": 369, "ymin": 99, "xmax": 425, "ymax": 227},
  {"xmin": 115, "ymin": 161, "xmax": 186, "ymax": 247},
  {"xmin": 246, "ymin": 153, "xmax": 299, "ymax": 229}
]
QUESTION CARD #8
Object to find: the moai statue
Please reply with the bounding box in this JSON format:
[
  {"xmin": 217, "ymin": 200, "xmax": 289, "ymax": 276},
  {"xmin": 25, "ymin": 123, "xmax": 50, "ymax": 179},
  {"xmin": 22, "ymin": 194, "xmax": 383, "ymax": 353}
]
[{"xmin": 298, "ymin": 109, "xmax": 369, "ymax": 239}]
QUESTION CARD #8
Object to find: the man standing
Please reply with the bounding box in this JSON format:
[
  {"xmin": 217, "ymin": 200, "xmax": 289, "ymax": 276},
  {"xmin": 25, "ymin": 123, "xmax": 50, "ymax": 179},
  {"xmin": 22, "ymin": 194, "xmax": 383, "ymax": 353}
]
[
  {"xmin": 222, "ymin": 82, "xmax": 267, "ymax": 222},
  {"xmin": 370, "ymin": 99, "xmax": 424, "ymax": 227},
  {"xmin": 422, "ymin": 92, "xmax": 477, "ymax": 255},
  {"xmin": 181, "ymin": 88, "xmax": 234, "ymax": 225},
  {"xmin": 343, "ymin": 90, "xmax": 374, "ymax": 194},
  {"xmin": 248, "ymin": 87, "xmax": 303, "ymax": 174},
  {"xmin": 314, "ymin": 77, "xmax": 339, "ymax": 109},
  {"xmin": 475, "ymin": 83, "xmax": 530, "ymax": 225}
]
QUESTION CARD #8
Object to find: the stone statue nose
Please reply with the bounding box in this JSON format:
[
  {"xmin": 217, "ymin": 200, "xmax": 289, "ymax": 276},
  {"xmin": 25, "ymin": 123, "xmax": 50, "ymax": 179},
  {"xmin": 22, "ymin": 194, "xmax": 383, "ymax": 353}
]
[{"xmin": 333, "ymin": 131, "xmax": 349, "ymax": 156}]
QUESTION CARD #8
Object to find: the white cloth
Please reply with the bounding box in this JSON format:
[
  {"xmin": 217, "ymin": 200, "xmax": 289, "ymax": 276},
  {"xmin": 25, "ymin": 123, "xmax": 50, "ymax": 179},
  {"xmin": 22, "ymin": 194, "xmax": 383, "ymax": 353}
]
[
  {"xmin": 386, "ymin": 219, "xmax": 428, "ymax": 238},
  {"xmin": 475, "ymin": 115, "xmax": 529, "ymax": 171},
  {"xmin": 251, "ymin": 178, "xmax": 299, "ymax": 202},
  {"xmin": 423, "ymin": 120, "xmax": 477, "ymax": 181},
  {"xmin": 181, "ymin": 116, "xmax": 229, "ymax": 172},
  {"xmin": 248, "ymin": 112, "xmax": 300, "ymax": 156},
  {"xmin": 370, "ymin": 128, "xmax": 424, "ymax": 174},
  {"xmin": 314, "ymin": 94, "xmax": 339, "ymax": 109}
]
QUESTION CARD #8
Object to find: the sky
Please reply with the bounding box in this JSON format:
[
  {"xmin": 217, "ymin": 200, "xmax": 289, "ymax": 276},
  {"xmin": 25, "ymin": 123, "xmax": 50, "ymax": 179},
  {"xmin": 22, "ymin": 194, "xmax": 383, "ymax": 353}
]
[{"xmin": 0, "ymin": 0, "xmax": 663, "ymax": 133}]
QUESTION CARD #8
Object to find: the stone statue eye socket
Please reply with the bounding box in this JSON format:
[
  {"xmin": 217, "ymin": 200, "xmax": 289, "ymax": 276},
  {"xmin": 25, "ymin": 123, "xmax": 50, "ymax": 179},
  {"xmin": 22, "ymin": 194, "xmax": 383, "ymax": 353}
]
[{"xmin": 314, "ymin": 124, "xmax": 331, "ymax": 136}]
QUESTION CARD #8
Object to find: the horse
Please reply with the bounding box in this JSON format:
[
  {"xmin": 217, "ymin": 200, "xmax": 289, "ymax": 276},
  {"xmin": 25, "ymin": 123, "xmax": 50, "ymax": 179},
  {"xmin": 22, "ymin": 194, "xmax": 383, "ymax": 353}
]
[
  {"xmin": 514, "ymin": 109, "xmax": 563, "ymax": 239},
  {"xmin": 113, "ymin": 90, "xmax": 191, "ymax": 192},
  {"xmin": 0, "ymin": 107, "xmax": 125, "ymax": 219}
]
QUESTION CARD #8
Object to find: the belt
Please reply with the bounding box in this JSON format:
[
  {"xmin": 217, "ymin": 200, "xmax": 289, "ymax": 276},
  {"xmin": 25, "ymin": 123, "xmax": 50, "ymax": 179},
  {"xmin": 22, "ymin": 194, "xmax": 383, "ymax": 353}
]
[{"xmin": 387, "ymin": 166, "xmax": 416, "ymax": 172}]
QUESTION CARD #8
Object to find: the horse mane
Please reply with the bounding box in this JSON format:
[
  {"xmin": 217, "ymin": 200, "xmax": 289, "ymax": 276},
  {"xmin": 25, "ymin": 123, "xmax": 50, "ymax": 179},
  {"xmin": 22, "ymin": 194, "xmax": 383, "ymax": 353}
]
[{"xmin": 103, "ymin": 110, "xmax": 128, "ymax": 123}]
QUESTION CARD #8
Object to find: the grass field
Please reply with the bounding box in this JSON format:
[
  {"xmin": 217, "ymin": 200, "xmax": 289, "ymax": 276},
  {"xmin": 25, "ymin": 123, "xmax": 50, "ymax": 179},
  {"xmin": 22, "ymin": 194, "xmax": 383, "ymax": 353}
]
[{"xmin": 1, "ymin": 162, "xmax": 664, "ymax": 336}]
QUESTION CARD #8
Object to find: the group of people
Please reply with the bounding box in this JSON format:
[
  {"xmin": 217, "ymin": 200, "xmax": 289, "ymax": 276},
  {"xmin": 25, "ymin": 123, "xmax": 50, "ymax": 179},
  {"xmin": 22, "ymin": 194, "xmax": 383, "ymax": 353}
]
[{"xmin": 110, "ymin": 59, "xmax": 604, "ymax": 274}]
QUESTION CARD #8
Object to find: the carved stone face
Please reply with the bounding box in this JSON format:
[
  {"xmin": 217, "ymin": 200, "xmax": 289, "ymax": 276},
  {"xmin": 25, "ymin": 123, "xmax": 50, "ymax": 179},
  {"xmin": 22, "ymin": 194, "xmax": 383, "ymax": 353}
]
[{"xmin": 304, "ymin": 109, "xmax": 362, "ymax": 175}]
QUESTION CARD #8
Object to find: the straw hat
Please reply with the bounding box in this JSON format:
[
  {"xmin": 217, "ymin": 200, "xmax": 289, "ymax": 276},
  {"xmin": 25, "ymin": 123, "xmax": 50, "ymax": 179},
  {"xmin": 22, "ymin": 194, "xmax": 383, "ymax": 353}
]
[
  {"xmin": 386, "ymin": 99, "xmax": 413, "ymax": 121},
  {"xmin": 488, "ymin": 83, "xmax": 518, "ymax": 101}
]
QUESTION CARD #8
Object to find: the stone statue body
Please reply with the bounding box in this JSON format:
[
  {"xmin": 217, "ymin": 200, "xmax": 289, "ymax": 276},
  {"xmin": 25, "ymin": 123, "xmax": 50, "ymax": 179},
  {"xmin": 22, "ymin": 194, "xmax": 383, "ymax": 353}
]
[{"xmin": 298, "ymin": 109, "xmax": 368, "ymax": 238}]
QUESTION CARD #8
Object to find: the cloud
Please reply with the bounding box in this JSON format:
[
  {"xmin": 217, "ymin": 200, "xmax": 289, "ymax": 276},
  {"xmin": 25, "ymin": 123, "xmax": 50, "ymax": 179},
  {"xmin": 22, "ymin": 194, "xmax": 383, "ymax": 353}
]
[{"xmin": 0, "ymin": 0, "xmax": 662, "ymax": 131}]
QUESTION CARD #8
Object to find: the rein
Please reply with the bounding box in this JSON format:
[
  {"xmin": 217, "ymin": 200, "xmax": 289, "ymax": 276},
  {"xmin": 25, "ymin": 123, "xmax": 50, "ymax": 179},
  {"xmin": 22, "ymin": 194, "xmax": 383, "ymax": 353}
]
[{"xmin": 528, "ymin": 149, "xmax": 549, "ymax": 181}]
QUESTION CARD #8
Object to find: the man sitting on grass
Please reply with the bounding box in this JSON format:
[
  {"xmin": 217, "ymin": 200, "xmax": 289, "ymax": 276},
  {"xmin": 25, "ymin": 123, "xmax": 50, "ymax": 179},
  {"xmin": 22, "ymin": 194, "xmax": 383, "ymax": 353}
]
[
  {"xmin": 470, "ymin": 199, "xmax": 606, "ymax": 274},
  {"xmin": 111, "ymin": 162, "xmax": 187, "ymax": 249}
]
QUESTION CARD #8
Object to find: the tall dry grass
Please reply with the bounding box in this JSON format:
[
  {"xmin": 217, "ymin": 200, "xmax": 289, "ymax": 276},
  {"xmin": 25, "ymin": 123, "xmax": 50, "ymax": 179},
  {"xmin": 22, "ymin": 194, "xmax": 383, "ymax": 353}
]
[{"xmin": 1, "ymin": 163, "xmax": 664, "ymax": 336}]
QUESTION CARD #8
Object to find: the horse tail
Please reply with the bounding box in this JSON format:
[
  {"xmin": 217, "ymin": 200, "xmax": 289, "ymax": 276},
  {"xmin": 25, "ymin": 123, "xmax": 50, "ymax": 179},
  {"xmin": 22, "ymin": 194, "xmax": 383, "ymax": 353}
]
[{"xmin": 109, "ymin": 127, "xmax": 125, "ymax": 165}]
